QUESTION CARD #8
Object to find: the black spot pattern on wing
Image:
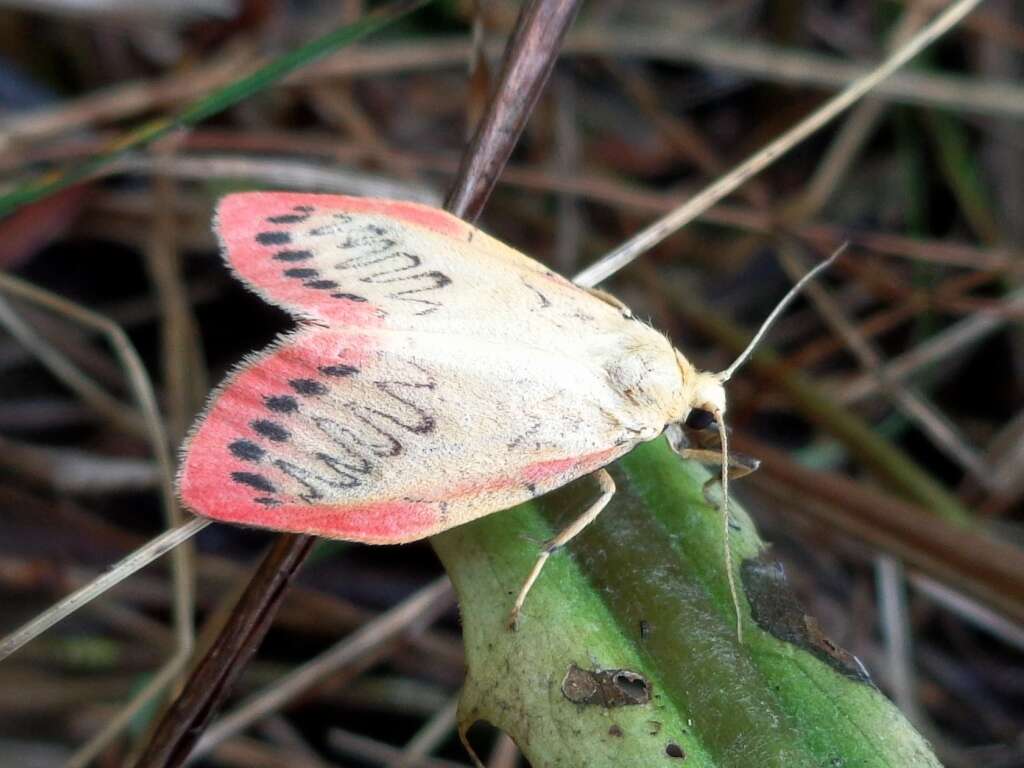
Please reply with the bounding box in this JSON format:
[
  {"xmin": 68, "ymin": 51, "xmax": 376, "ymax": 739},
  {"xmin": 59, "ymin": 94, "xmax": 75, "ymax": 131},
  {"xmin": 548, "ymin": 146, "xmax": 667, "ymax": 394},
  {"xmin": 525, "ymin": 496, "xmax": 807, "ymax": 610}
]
[
  {"xmin": 266, "ymin": 206, "xmax": 313, "ymax": 225},
  {"xmin": 259, "ymin": 207, "xmax": 454, "ymax": 315},
  {"xmin": 229, "ymin": 203, "xmax": 466, "ymax": 506},
  {"xmin": 256, "ymin": 231, "xmax": 290, "ymax": 245},
  {"xmin": 229, "ymin": 439, "xmax": 264, "ymax": 461},
  {"xmin": 232, "ymin": 472, "xmax": 276, "ymax": 493},
  {"xmin": 252, "ymin": 419, "xmax": 289, "ymax": 442},
  {"xmin": 320, "ymin": 364, "xmax": 359, "ymax": 377},
  {"xmin": 274, "ymin": 250, "xmax": 313, "ymax": 262},
  {"xmin": 226, "ymin": 354, "xmax": 438, "ymax": 506},
  {"xmin": 290, "ymin": 378, "xmax": 327, "ymax": 395},
  {"xmin": 264, "ymin": 395, "xmax": 298, "ymax": 413}
]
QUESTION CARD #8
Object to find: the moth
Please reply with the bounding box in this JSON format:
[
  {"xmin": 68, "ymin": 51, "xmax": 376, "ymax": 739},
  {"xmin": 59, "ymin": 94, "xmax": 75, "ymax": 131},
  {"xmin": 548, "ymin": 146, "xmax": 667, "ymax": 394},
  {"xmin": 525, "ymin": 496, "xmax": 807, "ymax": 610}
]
[{"xmin": 179, "ymin": 192, "xmax": 834, "ymax": 635}]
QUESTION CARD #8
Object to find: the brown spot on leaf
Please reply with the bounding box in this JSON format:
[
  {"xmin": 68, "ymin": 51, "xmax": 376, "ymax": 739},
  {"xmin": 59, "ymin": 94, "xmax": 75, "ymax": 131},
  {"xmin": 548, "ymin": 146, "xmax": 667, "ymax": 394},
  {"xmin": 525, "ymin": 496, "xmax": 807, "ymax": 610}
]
[
  {"xmin": 666, "ymin": 742, "xmax": 686, "ymax": 759},
  {"xmin": 561, "ymin": 664, "xmax": 651, "ymax": 708},
  {"xmin": 742, "ymin": 556, "xmax": 872, "ymax": 684},
  {"xmin": 608, "ymin": 724, "xmax": 624, "ymax": 738}
]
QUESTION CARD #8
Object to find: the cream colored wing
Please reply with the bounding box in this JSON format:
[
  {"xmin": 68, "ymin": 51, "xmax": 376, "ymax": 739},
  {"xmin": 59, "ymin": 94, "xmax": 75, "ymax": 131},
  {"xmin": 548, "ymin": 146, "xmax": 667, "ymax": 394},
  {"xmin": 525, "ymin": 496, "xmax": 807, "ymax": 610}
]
[
  {"xmin": 217, "ymin": 192, "xmax": 635, "ymax": 353},
  {"xmin": 179, "ymin": 327, "xmax": 665, "ymax": 543}
]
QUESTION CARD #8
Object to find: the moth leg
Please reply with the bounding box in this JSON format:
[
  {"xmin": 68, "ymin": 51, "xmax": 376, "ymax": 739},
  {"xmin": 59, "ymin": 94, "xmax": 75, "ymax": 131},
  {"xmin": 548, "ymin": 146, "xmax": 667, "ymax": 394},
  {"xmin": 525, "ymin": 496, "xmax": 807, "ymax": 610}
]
[
  {"xmin": 678, "ymin": 448, "xmax": 759, "ymax": 480},
  {"xmin": 678, "ymin": 448, "xmax": 759, "ymax": 506},
  {"xmin": 508, "ymin": 468, "xmax": 616, "ymax": 631},
  {"xmin": 584, "ymin": 288, "xmax": 633, "ymax": 318}
]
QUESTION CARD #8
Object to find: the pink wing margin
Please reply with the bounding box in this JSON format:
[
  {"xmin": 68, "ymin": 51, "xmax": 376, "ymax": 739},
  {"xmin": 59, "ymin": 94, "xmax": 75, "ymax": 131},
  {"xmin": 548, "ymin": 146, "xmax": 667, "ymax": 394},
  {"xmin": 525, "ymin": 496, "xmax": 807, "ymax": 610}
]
[
  {"xmin": 216, "ymin": 192, "xmax": 470, "ymax": 324},
  {"xmin": 178, "ymin": 329, "xmax": 443, "ymax": 543}
]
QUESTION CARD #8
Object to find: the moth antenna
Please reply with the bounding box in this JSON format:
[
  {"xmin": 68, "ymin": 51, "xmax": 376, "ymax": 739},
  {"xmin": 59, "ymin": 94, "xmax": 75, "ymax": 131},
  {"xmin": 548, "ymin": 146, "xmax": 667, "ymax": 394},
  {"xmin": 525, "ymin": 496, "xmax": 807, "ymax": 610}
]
[
  {"xmin": 719, "ymin": 243, "xmax": 847, "ymax": 383},
  {"xmin": 717, "ymin": 414, "xmax": 742, "ymax": 642}
]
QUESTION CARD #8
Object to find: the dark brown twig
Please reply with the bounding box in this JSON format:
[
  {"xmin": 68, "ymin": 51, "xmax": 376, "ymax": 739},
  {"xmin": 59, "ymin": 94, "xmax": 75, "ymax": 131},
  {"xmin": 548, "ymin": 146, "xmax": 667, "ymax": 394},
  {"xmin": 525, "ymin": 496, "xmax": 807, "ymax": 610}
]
[
  {"xmin": 132, "ymin": 533, "xmax": 316, "ymax": 766},
  {"xmin": 444, "ymin": 0, "xmax": 581, "ymax": 221}
]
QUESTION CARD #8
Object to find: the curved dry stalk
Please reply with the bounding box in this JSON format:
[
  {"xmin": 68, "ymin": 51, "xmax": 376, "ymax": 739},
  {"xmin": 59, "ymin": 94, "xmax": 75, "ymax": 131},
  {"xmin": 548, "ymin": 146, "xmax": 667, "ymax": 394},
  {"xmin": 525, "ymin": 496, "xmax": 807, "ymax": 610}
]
[
  {"xmin": 0, "ymin": 296, "xmax": 145, "ymax": 435},
  {"xmin": 117, "ymin": 153, "xmax": 442, "ymax": 203},
  {"xmin": 0, "ymin": 271, "xmax": 194, "ymax": 636},
  {"xmin": 0, "ymin": 517, "xmax": 208, "ymax": 661},
  {"xmin": 144, "ymin": 159, "xmax": 204, "ymax": 444}
]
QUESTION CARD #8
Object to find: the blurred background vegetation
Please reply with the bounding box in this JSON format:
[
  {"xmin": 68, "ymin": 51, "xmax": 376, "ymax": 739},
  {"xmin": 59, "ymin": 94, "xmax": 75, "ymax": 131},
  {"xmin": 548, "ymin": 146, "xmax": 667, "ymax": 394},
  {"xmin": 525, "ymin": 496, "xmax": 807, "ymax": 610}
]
[{"xmin": 0, "ymin": 0, "xmax": 1022, "ymax": 766}]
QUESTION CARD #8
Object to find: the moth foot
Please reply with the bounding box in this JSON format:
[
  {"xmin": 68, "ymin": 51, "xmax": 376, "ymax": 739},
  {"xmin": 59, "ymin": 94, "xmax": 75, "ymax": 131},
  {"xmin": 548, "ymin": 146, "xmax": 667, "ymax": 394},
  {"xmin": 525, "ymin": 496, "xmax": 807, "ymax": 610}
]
[
  {"xmin": 507, "ymin": 607, "xmax": 522, "ymax": 632},
  {"xmin": 701, "ymin": 476, "xmax": 720, "ymax": 506}
]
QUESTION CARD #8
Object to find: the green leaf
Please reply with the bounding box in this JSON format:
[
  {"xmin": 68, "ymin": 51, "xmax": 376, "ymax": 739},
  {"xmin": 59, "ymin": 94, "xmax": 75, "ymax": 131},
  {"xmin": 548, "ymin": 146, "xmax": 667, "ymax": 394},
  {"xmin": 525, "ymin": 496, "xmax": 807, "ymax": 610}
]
[{"xmin": 434, "ymin": 438, "xmax": 941, "ymax": 767}]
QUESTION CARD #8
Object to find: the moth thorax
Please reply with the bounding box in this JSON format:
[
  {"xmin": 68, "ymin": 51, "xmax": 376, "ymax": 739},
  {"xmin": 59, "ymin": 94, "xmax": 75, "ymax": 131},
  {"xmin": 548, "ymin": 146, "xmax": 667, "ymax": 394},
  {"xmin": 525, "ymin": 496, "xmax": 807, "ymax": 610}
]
[{"xmin": 603, "ymin": 341, "xmax": 690, "ymax": 425}]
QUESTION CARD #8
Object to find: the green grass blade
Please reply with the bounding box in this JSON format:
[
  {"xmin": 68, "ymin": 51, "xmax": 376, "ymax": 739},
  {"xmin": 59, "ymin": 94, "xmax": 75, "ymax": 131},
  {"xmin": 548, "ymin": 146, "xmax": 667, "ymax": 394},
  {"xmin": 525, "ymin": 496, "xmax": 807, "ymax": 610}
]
[{"xmin": 0, "ymin": 0, "xmax": 430, "ymax": 219}]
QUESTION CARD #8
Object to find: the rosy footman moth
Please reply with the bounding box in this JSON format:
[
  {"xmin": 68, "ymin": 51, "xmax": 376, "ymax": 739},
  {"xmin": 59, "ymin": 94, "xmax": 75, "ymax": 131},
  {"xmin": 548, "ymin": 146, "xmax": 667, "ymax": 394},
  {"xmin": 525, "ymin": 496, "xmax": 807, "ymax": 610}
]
[{"xmin": 179, "ymin": 192, "xmax": 837, "ymax": 637}]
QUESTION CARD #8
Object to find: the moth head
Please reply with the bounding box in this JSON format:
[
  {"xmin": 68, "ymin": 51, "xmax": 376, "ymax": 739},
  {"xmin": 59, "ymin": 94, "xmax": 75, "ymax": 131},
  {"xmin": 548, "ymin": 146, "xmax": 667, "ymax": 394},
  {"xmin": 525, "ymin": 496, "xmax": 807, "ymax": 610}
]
[
  {"xmin": 689, "ymin": 370, "xmax": 727, "ymax": 425},
  {"xmin": 672, "ymin": 350, "xmax": 726, "ymax": 429}
]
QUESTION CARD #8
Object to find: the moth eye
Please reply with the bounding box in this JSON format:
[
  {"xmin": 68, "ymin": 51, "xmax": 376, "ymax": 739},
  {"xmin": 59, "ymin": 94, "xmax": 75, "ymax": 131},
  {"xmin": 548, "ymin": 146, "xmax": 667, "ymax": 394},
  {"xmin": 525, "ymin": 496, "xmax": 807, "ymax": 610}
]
[{"xmin": 685, "ymin": 408, "xmax": 715, "ymax": 430}]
